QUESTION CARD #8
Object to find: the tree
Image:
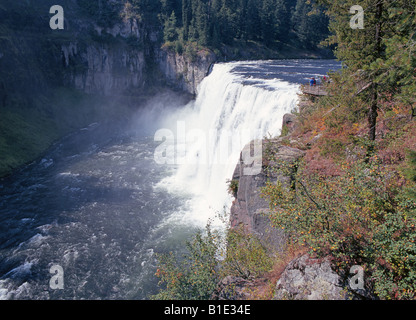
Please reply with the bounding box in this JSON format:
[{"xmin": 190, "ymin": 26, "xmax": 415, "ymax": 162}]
[
  {"xmin": 163, "ymin": 11, "xmax": 179, "ymax": 42},
  {"xmin": 316, "ymin": 0, "xmax": 399, "ymax": 145},
  {"xmin": 372, "ymin": 0, "xmax": 416, "ymax": 115},
  {"xmin": 182, "ymin": 0, "xmax": 192, "ymax": 41},
  {"xmin": 292, "ymin": 0, "xmax": 329, "ymax": 49},
  {"xmin": 274, "ymin": 0, "xmax": 291, "ymax": 43},
  {"xmin": 131, "ymin": 0, "xmax": 161, "ymax": 24},
  {"xmin": 245, "ymin": 0, "xmax": 262, "ymax": 41},
  {"xmin": 193, "ymin": 0, "xmax": 210, "ymax": 46},
  {"xmin": 260, "ymin": 0, "xmax": 277, "ymax": 45},
  {"xmin": 153, "ymin": 0, "xmax": 330, "ymax": 52}
]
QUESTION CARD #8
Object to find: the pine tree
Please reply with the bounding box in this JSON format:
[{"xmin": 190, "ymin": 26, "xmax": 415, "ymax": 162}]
[
  {"xmin": 292, "ymin": 0, "xmax": 328, "ymax": 49},
  {"xmin": 373, "ymin": 0, "xmax": 416, "ymax": 113},
  {"xmin": 182, "ymin": 0, "xmax": 192, "ymax": 41},
  {"xmin": 274, "ymin": 0, "xmax": 291, "ymax": 43},
  {"xmin": 193, "ymin": 0, "xmax": 210, "ymax": 46},
  {"xmin": 163, "ymin": 11, "xmax": 179, "ymax": 42},
  {"xmin": 245, "ymin": 0, "xmax": 261, "ymax": 41},
  {"xmin": 316, "ymin": 0, "xmax": 391, "ymax": 144},
  {"xmin": 259, "ymin": 0, "xmax": 276, "ymax": 45}
]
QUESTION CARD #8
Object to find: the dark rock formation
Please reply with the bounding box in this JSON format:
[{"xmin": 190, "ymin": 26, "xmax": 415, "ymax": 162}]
[
  {"xmin": 229, "ymin": 138, "xmax": 305, "ymax": 254},
  {"xmin": 62, "ymin": 40, "xmax": 146, "ymax": 95},
  {"xmin": 157, "ymin": 48, "xmax": 217, "ymax": 95}
]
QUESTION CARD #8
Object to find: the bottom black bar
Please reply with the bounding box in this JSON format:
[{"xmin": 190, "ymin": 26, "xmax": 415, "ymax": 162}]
[{"xmin": 2, "ymin": 300, "xmax": 414, "ymax": 318}]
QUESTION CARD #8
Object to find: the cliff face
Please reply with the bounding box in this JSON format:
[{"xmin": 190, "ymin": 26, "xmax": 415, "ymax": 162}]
[
  {"xmin": 230, "ymin": 139, "xmax": 305, "ymax": 254},
  {"xmin": 0, "ymin": 1, "xmax": 213, "ymax": 177},
  {"xmin": 156, "ymin": 47, "xmax": 216, "ymax": 95},
  {"xmin": 61, "ymin": 29, "xmax": 147, "ymax": 95},
  {"xmin": 0, "ymin": 1, "xmax": 212, "ymax": 99}
]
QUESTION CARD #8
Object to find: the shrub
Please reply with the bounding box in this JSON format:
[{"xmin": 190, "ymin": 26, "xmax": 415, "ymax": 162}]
[
  {"xmin": 403, "ymin": 150, "xmax": 416, "ymax": 201},
  {"xmin": 227, "ymin": 179, "xmax": 239, "ymax": 198},
  {"xmin": 261, "ymin": 155, "xmax": 416, "ymax": 299},
  {"xmin": 152, "ymin": 223, "xmax": 273, "ymax": 299},
  {"xmin": 222, "ymin": 227, "xmax": 273, "ymax": 279},
  {"xmin": 152, "ymin": 223, "xmax": 221, "ymax": 300}
]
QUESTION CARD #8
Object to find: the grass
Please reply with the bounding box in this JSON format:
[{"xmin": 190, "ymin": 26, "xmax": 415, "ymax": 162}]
[
  {"xmin": 0, "ymin": 105, "xmax": 60, "ymax": 177},
  {"xmin": 0, "ymin": 86, "xmax": 138, "ymax": 178}
]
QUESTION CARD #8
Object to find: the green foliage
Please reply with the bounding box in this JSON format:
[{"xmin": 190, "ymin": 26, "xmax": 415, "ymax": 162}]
[
  {"xmin": 261, "ymin": 155, "xmax": 416, "ymax": 299},
  {"xmin": 152, "ymin": 222, "xmax": 273, "ymax": 300},
  {"xmin": 226, "ymin": 179, "xmax": 239, "ymax": 198},
  {"xmin": 403, "ymin": 150, "xmax": 416, "ymax": 201},
  {"xmin": 152, "ymin": 223, "xmax": 221, "ymax": 300},
  {"xmin": 222, "ymin": 227, "xmax": 273, "ymax": 279},
  {"xmin": 77, "ymin": 0, "xmax": 121, "ymax": 27},
  {"xmin": 144, "ymin": 0, "xmax": 330, "ymax": 52},
  {"xmin": 280, "ymin": 124, "xmax": 290, "ymax": 137},
  {"xmin": 371, "ymin": 195, "xmax": 416, "ymax": 299},
  {"xmin": 163, "ymin": 11, "xmax": 179, "ymax": 43},
  {"xmin": 291, "ymin": 0, "xmax": 329, "ymax": 49},
  {"xmin": 319, "ymin": 138, "xmax": 345, "ymax": 159},
  {"xmin": 316, "ymin": 0, "xmax": 416, "ymax": 142},
  {"xmin": 405, "ymin": 151, "xmax": 416, "ymax": 183}
]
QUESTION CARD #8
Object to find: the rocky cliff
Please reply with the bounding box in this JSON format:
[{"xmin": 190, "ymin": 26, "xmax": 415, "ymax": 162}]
[
  {"xmin": 59, "ymin": 3, "xmax": 216, "ymax": 96},
  {"xmin": 0, "ymin": 0, "xmax": 213, "ymax": 99},
  {"xmin": 0, "ymin": 0, "xmax": 215, "ymax": 177},
  {"xmin": 61, "ymin": 39, "xmax": 146, "ymax": 96},
  {"xmin": 230, "ymin": 139, "xmax": 305, "ymax": 254},
  {"xmin": 156, "ymin": 47, "xmax": 216, "ymax": 95},
  {"xmin": 224, "ymin": 118, "xmax": 345, "ymax": 300}
]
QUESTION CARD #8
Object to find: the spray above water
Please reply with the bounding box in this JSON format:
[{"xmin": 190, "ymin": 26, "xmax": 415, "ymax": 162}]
[{"xmin": 154, "ymin": 62, "xmax": 301, "ymax": 226}]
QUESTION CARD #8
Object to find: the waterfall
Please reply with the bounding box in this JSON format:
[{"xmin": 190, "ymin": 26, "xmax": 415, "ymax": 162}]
[{"xmin": 155, "ymin": 61, "xmax": 301, "ymax": 226}]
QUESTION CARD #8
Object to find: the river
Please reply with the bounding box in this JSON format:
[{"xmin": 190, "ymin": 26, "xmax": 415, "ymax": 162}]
[{"xmin": 0, "ymin": 59, "xmax": 341, "ymax": 300}]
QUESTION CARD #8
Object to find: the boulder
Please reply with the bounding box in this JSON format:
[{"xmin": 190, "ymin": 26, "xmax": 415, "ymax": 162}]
[{"xmin": 274, "ymin": 254, "xmax": 348, "ymax": 300}]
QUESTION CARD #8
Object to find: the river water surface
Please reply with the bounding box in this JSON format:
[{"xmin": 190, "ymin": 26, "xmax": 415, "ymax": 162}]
[{"xmin": 0, "ymin": 59, "xmax": 341, "ymax": 300}]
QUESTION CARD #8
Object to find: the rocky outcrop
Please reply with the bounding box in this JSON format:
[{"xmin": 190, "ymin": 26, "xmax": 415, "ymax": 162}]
[
  {"xmin": 282, "ymin": 113, "xmax": 298, "ymax": 135},
  {"xmin": 62, "ymin": 23, "xmax": 216, "ymax": 96},
  {"xmin": 62, "ymin": 41, "xmax": 146, "ymax": 95},
  {"xmin": 274, "ymin": 254, "xmax": 348, "ymax": 300},
  {"xmin": 157, "ymin": 48, "xmax": 216, "ymax": 95},
  {"xmin": 273, "ymin": 254, "xmax": 378, "ymax": 300},
  {"xmin": 61, "ymin": 15, "xmax": 148, "ymax": 96},
  {"xmin": 229, "ymin": 137, "xmax": 305, "ymax": 254}
]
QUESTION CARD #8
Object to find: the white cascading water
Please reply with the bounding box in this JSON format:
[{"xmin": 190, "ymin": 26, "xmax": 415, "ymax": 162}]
[{"xmin": 156, "ymin": 62, "xmax": 300, "ymax": 226}]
